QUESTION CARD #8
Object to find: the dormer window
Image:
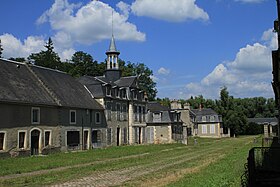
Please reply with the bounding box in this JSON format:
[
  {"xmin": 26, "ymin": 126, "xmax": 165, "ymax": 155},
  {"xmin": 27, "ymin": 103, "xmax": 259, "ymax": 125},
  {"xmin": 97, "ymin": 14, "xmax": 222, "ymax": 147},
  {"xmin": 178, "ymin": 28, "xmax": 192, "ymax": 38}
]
[
  {"xmin": 115, "ymin": 88, "xmax": 120, "ymax": 98},
  {"xmin": 210, "ymin": 116, "xmax": 215, "ymax": 122},
  {"xmin": 121, "ymin": 89, "xmax": 127, "ymax": 99},
  {"xmin": 106, "ymin": 86, "xmax": 111, "ymax": 96},
  {"xmin": 134, "ymin": 90, "xmax": 138, "ymax": 100},
  {"xmin": 202, "ymin": 116, "xmax": 206, "ymax": 122},
  {"xmin": 153, "ymin": 112, "xmax": 161, "ymax": 122}
]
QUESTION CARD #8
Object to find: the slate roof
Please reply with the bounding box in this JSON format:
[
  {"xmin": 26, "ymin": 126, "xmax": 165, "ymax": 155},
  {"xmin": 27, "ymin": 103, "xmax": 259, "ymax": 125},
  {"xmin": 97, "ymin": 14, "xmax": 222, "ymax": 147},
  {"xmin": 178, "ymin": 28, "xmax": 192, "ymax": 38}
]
[
  {"xmin": 191, "ymin": 108, "xmax": 218, "ymax": 116},
  {"xmin": 0, "ymin": 59, "xmax": 103, "ymax": 110},
  {"xmin": 247, "ymin": 118, "xmax": 278, "ymax": 126},
  {"xmin": 78, "ymin": 76, "xmax": 104, "ymax": 98},
  {"xmin": 147, "ymin": 102, "xmax": 170, "ymax": 112},
  {"xmin": 0, "ymin": 59, "xmax": 57, "ymax": 106},
  {"xmin": 146, "ymin": 102, "xmax": 172, "ymax": 124},
  {"xmin": 115, "ymin": 76, "xmax": 137, "ymax": 87},
  {"xmin": 30, "ymin": 65, "xmax": 103, "ymax": 110}
]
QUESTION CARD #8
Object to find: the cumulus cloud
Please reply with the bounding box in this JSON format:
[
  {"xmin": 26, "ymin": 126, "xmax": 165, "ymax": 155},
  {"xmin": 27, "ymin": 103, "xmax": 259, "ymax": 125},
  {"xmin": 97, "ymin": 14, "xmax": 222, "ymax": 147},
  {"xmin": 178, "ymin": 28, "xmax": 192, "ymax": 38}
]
[
  {"xmin": 158, "ymin": 67, "xmax": 170, "ymax": 75},
  {"xmin": 0, "ymin": 34, "xmax": 45, "ymax": 59},
  {"xmin": 37, "ymin": 0, "xmax": 145, "ymax": 45},
  {"xmin": 182, "ymin": 28, "xmax": 276, "ymax": 99},
  {"xmin": 130, "ymin": 0, "xmax": 209, "ymax": 22},
  {"xmin": 0, "ymin": 33, "xmax": 75, "ymax": 61}
]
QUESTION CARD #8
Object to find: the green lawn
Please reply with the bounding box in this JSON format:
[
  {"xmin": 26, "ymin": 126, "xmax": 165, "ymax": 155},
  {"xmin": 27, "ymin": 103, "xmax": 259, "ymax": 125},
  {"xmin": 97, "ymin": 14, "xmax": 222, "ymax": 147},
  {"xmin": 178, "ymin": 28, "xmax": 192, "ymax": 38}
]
[{"xmin": 0, "ymin": 136, "xmax": 261, "ymax": 186}]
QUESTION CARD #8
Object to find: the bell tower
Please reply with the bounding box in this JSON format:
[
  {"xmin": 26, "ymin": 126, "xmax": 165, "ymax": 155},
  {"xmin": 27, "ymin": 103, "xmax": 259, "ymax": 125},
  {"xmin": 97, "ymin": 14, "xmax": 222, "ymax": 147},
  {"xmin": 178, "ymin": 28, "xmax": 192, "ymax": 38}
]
[{"xmin": 104, "ymin": 11, "xmax": 121, "ymax": 82}]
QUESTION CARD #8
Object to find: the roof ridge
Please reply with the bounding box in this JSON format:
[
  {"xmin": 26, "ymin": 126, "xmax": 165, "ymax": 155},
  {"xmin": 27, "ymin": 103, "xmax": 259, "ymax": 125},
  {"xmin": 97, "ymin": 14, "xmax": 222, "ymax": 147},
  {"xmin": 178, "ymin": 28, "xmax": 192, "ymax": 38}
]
[{"xmin": 25, "ymin": 64, "xmax": 62, "ymax": 106}]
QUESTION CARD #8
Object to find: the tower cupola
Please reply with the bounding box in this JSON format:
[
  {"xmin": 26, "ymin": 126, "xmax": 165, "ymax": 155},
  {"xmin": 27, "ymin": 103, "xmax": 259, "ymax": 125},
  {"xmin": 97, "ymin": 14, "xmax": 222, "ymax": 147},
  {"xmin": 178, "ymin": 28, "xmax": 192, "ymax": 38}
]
[{"xmin": 106, "ymin": 35, "xmax": 120, "ymax": 70}]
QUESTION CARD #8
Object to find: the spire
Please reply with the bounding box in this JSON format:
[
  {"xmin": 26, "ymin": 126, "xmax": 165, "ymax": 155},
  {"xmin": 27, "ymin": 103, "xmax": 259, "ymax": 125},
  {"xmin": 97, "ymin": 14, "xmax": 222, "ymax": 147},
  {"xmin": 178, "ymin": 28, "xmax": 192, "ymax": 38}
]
[{"xmin": 108, "ymin": 35, "xmax": 117, "ymax": 52}]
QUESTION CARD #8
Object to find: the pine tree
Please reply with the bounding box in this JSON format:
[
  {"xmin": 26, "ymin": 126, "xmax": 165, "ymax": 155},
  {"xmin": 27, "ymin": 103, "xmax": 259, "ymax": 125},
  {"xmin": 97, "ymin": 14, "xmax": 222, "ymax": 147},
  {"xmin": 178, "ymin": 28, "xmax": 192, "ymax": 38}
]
[{"xmin": 28, "ymin": 37, "xmax": 61, "ymax": 69}]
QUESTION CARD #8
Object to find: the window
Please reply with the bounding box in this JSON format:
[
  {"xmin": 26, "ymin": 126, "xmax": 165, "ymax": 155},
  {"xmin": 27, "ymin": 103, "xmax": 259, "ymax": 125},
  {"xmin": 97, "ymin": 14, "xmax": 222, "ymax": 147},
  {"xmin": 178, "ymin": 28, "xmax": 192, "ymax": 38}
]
[
  {"xmin": 106, "ymin": 102, "xmax": 111, "ymax": 121},
  {"xmin": 153, "ymin": 112, "xmax": 161, "ymax": 122},
  {"xmin": 70, "ymin": 110, "xmax": 76, "ymax": 124},
  {"xmin": 202, "ymin": 125, "xmax": 207, "ymax": 134},
  {"xmin": 96, "ymin": 112, "xmax": 101, "ymax": 124},
  {"xmin": 134, "ymin": 105, "xmax": 138, "ymax": 121},
  {"xmin": 201, "ymin": 116, "xmax": 206, "ymax": 122},
  {"xmin": 134, "ymin": 90, "xmax": 138, "ymax": 100},
  {"xmin": 116, "ymin": 103, "xmax": 121, "ymax": 121},
  {"xmin": 18, "ymin": 131, "xmax": 26, "ymax": 149},
  {"xmin": 0, "ymin": 132, "xmax": 5, "ymax": 150},
  {"xmin": 31, "ymin": 107, "xmax": 40, "ymax": 124},
  {"xmin": 142, "ymin": 107, "xmax": 146, "ymax": 122},
  {"xmin": 123, "ymin": 104, "xmax": 127, "ymax": 121},
  {"xmin": 210, "ymin": 116, "xmax": 215, "ymax": 122},
  {"xmin": 106, "ymin": 86, "xmax": 111, "ymax": 96},
  {"xmin": 138, "ymin": 106, "xmax": 142, "ymax": 122},
  {"xmin": 115, "ymin": 88, "xmax": 120, "ymax": 98},
  {"xmin": 44, "ymin": 131, "xmax": 51, "ymax": 146},
  {"xmin": 210, "ymin": 124, "xmax": 215, "ymax": 134},
  {"xmin": 122, "ymin": 89, "xmax": 127, "ymax": 99},
  {"xmin": 67, "ymin": 131, "xmax": 80, "ymax": 148}
]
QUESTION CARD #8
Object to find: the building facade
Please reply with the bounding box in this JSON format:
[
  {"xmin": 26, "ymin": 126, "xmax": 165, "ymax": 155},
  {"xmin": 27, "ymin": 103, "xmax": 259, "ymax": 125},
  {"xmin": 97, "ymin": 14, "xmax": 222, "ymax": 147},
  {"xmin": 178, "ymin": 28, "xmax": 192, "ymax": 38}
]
[
  {"xmin": 78, "ymin": 35, "xmax": 147, "ymax": 146},
  {"xmin": 0, "ymin": 59, "xmax": 105, "ymax": 157}
]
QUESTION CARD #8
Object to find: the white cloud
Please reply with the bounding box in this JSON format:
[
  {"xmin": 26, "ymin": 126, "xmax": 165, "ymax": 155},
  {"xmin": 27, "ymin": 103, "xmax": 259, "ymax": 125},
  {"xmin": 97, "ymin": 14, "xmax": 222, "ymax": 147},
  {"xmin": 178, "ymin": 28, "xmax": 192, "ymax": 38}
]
[
  {"xmin": 158, "ymin": 67, "xmax": 170, "ymax": 75},
  {"xmin": 0, "ymin": 34, "xmax": 45, "ymax": 59},
  {"xmin": 182, "ymin": 28, "xmax": 275, "ymax": 99},
  {"xmin": 0, "ymin": 33, "xmax": 75, "ymax": 61},
  {"xmin": 130, "ymin": 0, "xmax": 209, "ymax": 22},
  {"xmin": 37, "ymin": 0, "xmax": 145, "ymax": 45}
]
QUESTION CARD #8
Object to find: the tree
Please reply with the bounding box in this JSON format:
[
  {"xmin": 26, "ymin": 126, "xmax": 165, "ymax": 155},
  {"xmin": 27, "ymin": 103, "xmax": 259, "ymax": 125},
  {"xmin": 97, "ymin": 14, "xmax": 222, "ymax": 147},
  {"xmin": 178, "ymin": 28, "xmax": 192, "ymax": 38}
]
[
  {"xmin": 9, "ymin": 57, "xmax": 26, "ymax": 62},
  {"xmin": 0, "ymin": 39, "xmax": 3, "ymax": 58},
  {"xmin": 68, "ymin": 51, "xmax": 99, "ymax": 77},
  {"xmin": 28, "ymin": 37, "xmax": 61, "ymax": 69}
]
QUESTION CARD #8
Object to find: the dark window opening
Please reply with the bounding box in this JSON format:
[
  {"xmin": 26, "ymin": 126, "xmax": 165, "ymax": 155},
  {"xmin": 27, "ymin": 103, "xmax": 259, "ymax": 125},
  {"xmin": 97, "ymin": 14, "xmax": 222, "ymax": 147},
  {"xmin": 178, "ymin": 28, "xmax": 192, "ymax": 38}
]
[
  {"xmin": 0, "ymin": 133, "xmax": 4, "ymax": 150},
  {"xmin": 32, "ymin": 108, "xmax": 40, "ymax": 124},
  {"xmin": 67, "ymin": 131, "xmax": 80, "ymax": 148},
  {"xmin": 19, "ymin": 132, "xmax": 25, "ymax": 149},
  {"xmin": 45, "ymin": 131, "xmax": 50, "ymax": 146},
  {"xmin": 70, "ymin": 110, "xmax": 76, "ymax": 124},
  {"xmin": 96, "ymin": 112, "xmax": 101, "ymax": 124}
]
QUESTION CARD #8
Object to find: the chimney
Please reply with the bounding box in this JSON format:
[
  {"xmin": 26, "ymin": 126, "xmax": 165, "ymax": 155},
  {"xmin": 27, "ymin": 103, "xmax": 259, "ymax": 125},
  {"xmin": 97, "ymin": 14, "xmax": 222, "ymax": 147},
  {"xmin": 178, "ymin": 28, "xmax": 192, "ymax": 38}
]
[
  {"xmin": 199, "ymin": 104, "xmax": 202, "ymax": 111},
  {"xmin": 183, "ymin": 102, "xmax": 190, "ymax": 110}
]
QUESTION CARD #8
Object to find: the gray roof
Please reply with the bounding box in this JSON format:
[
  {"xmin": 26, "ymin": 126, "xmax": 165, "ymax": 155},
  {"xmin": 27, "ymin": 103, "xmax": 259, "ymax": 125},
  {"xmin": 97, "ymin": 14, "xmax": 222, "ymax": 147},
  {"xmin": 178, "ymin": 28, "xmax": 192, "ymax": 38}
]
[
  {"xmin": 115, "ymin": 76, "xmax": 137, "ymax": 87},
  {"xmin": 78, "ymin": 76, "xmax": 104, "ymax": 98},
  {"xmin": 248, "ymin": 118, "xmax": 278, "ymax": 126},
  {"xmin": 0, "ymin": 59, "xmax": 57, "ymax": 106},
  {"xmin": 191, "ymin": 108, "xmax": 218, "ymax": 116},
  {"xmin": 30, "ymin": 65, "xmax": 103, "ymax": 110},
  {"xmin": 147, "ymin": 102, "xmax": 170, "ymax": 112},
  {"xmin": 0, "ymin": 59, "xmax": 103, "ymax": 110}
]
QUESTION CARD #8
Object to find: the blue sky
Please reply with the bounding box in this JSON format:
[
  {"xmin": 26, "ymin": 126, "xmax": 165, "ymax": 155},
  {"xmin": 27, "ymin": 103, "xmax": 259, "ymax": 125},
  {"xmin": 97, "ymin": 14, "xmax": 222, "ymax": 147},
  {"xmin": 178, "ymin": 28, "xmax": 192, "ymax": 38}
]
[{"xmin": 0, "ymin": 0, "xmax": 277, "ymax": 99}]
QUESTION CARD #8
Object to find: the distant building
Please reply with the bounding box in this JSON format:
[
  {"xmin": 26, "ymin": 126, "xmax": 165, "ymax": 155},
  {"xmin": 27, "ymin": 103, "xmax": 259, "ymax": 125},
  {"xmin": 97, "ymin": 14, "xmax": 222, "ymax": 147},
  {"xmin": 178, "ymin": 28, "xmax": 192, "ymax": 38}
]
[
  {"xmin": 190, "ymin": 106, "xmax": 226, "ymax": 138},
  {"xmin": 146, "ymin": 101, "xmax": 187, "ymax": 144}
]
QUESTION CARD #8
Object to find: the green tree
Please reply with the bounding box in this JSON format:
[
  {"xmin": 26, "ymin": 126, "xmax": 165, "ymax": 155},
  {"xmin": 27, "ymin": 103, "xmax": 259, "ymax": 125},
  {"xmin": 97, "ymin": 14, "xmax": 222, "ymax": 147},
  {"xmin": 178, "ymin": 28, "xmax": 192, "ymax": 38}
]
[
  {"xmin": 28, "ymin": 37, "xmax": 61, "ymax": 69},
  {"xmin": 9, "ymin": 57, "xmax": 26, "ymax": 62},
  {"xmin": 69, "ymin": 51, "xmax": 99, "ymax": 77}
]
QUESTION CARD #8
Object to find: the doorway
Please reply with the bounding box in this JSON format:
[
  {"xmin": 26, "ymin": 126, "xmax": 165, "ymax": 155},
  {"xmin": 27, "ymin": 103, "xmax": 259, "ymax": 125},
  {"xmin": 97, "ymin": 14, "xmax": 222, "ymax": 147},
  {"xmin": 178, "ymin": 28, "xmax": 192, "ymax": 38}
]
[
  {"xmin": 31, "ymin": 129, "xmax": 40, "ymax": 155},
  {"xmin": 117, "ymin": 127, "xmax": 120, "ymax": 146}
]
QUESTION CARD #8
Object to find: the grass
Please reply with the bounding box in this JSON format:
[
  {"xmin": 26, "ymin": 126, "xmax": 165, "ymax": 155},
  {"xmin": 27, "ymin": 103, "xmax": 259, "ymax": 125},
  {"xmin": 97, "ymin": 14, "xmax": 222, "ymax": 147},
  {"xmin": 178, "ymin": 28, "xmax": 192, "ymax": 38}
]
[{"xmin": 0, "ymin": 136, "xmax": 261, "ymax": 186}]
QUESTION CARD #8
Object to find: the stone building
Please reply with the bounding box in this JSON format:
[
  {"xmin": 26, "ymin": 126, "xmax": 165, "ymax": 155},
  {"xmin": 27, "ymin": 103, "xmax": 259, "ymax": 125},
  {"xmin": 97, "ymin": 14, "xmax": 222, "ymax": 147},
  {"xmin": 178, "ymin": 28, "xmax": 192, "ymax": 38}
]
[
  {"xmin": 146, "ymin": 102, "xmax": 187, "ymax": 144},
  {"xmin": 0, "ymin": 59, "xmax": 105, "ymax": 157},
  {"xmin": 190, "ymin": 107, "xmax": 223, "ymax": 138},
  {"xmin": 78, "ymin": 35, "xmax": 147, "ymax": 146}
]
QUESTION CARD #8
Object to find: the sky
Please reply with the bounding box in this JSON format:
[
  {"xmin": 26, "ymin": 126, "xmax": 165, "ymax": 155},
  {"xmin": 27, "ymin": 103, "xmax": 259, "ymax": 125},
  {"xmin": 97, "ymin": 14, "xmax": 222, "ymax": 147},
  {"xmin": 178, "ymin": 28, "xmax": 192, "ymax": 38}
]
[{"xmin": 0, "ymin": 0, "xmax": 278, "ymax": 100}]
